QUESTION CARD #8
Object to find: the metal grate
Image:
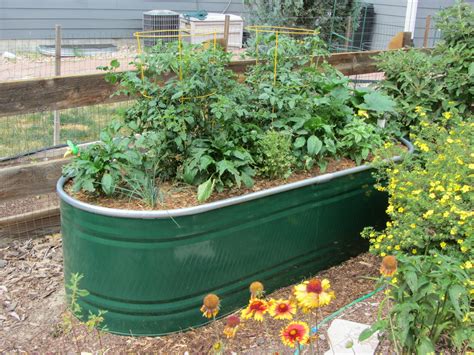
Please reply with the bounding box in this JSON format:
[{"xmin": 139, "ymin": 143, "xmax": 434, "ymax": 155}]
[{"xmin": 143, "ymin": 10, "xmax": 180, "ymax": 47}]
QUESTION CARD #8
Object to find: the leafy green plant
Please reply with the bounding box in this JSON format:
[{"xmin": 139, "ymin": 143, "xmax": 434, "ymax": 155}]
[
  {"xmin": 63, "ymin": 273, "xmax": 108, "ymax": 352},
  {"xmin": 243, "ymin": 0, "xmax": 362, "ymax": 43},
  {"xmin": 62, "ymin": 121, "xmax": 143, "ymax": 195},
  {"xmin": 336, "ymin": 117, "xmax": 383, "ymax": 165},
  {"xmin": 360, "ymin": 254, "xmax": 472, "ymax": 353},
  {"xmin": 362, "ymin": 109, "xmax": 473, "ymax": 262},
  {"xmin": 67, "ymin": 34, "xmax": 395, "ymax": 203},
  {"xmin": 257, "ymin": 130, "xmax": 295, "ymax": 179},
  {"xmin": 375, "ymin": 1, "xmax": 473, "ymax": 130}
]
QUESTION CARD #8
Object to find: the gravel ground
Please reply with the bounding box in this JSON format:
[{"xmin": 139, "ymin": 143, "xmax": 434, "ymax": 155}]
[{"xmin": 0, "ymin": 234, "xmax": 387, "ymax": 353}]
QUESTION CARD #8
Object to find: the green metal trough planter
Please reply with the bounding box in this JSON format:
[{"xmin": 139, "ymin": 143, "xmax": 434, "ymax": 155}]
[{"xmin": 57, "ymin": 139, "xmax": 413, "ymax": 336}]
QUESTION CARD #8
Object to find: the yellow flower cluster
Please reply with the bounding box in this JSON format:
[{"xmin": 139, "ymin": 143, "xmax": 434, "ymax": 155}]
[{"xmin": 364, "ymin": 117, "xmax": 472, "ymax": 262}]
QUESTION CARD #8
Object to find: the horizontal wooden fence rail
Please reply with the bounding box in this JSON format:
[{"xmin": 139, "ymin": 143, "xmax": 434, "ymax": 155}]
[{"xmin": 0, "ymin": 49, "xmax": 389, "ymax": 117}]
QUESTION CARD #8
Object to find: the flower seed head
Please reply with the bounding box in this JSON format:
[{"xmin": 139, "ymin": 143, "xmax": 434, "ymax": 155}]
[
  {"xmin": 249, "ymin": 281, "xmax": 264, "ymax": 297},
  {"xmin": 226, "ymin": 315, "xmax": 240, "ymax": 328},
  {"xmin": 203, "ymin": 293, "xmax": 220, "ymax": 310},
  {"xmin": 380, "ymin": 255, "xmax": 398, "ymax": 277}
]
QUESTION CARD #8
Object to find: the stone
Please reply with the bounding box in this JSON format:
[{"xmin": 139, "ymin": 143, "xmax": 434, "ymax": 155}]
[
  {"xmin": 324, "ymin": 319, "xmax": 380, "ymax": 355},
  {"xmin": 0, "ymin": 259, "xmax": 7, "ymax": 268}
]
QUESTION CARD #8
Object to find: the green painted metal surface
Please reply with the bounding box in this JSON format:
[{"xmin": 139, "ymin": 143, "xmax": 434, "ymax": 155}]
[{"xmin": 60, "ymin": 169, "xmax": 387, "ymax": 335}]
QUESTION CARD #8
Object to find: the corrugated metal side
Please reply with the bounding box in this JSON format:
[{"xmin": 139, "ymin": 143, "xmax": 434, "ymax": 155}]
[
  {"xmin": 0, "ymin": 0, "xmax": 248, "ymax": 39},
  {"xmin": 60, "ymin": 169, "xmax": 387, "ymax": 335}
]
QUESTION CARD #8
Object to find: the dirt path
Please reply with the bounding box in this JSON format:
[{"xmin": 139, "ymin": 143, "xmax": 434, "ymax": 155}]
[{"xmin": 0, "ymin": 234, "xmax": 385, "ymax": 353}]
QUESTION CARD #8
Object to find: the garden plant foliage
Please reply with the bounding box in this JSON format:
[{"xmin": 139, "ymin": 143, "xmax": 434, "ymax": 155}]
[
  {"xmin": 63, "ymin": 33, "xmax": 395, "ymax": 203},
  {"xmin": 375, "ymin": 1, "xmax": 473, "ymax": 131},
  {"xmin": 360, "ymin": 2, "xmax": 473, "ymax": 352},
  {"xmin": 361, "ymin": 112, "xmax": 473, "ymax": 353}
]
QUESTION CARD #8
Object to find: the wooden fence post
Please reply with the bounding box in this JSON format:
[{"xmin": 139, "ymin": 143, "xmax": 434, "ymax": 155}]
[
  {"xmin": 423, "ymin": 15, "xmax": 431, "ymax": 48},
  {"xmin": 53, "ymin": 25, "xmax": 61, "ymax": 146},
  {"xmin": 402, "ymin": 31, "xmax": 413, "ymax": 47},
  {"xmin": 223, "ymin": 15, "xmax": 230, "ymax": 52},
  {"xmin": 344, "ymin": 16, "xmax": 353, "ymax": 51}
]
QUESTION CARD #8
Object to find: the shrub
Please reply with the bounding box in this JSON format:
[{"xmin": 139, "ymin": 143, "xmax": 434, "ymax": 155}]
[
  {"xmin": 257, "ymin": 130, "xmax": 295, "ymax": 179},
  {"xmin": 336, "ymin": 117, "xmax": 383, "ymax": 165},
  {"xmin": 66, "ymin": 34, "xmax": 396, "ymax": 202},
  {"xmin": 363, "ymin": 108, "xmax": 473, "ymax": 262},
  {"xmin": 375, "ymin": 1, "xmax": 474, "ymax": 131},
  {"xmin": 361, "ymin": 254, "xmax": 473, "ymax": 353}
]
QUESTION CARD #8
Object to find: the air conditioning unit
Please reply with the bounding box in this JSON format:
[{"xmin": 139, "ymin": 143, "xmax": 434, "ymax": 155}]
[{"xmin": 143, "ymin": 10, "xmax": 180, "ymax": 47}]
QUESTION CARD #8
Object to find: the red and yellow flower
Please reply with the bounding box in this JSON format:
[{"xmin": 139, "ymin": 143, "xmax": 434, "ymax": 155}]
[
  {"xmin": 223, "ymin": 315, "xmax": 240, "ymax": 338},
  {"xmin": 241, "ymin": 299, "xmax": 268, "ymax": 321},
  {"xmin": 280, "ymin": 321, "xmax": 310, "ymax": 348},
  {"xmin": 268, "ymin": 299, "xmax": 297, "ymax": 320},
  {"xmin": 200, "ymin": 293, "xmax": 220, "ymax": 319},
  {"xmin": 294, "ymin": 278, "xmax": 335, "ymax": 310}
]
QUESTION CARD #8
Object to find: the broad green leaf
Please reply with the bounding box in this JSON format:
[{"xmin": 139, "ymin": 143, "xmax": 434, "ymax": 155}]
[
  {"xmin": 197, "ymin": 178, "xmax": 215, "ymax": 202},
  {"xmin": 171, "ymin": 91, "xmax": 184, "ymax": 100},
  {"xmin": 77, "ymin": 289, "xmax": 90, "ymax": 297},
  {"xmin": 307, "ymin": 135, "xmax": 323, "ymax": 155},
  {"xmin": 110, "ymin": 59, "xmax": 120, "ymax": 68},
  {"xmin": 199, "ymin": 155, "xmax": 214, "ymax": 170},
  {"xmin": 361, "ymin": 91, "xmax": 396, "ymax": 113},
  {"xmin": 359, "ymin": 325, "xmax": 379, "ymax": 342},
  {"xmin": 128, "ymin": 121, "xmax": 139, "ymax": 131},
  {"xmin": 318, "ymin": 160, "xmax": 328, "ymax": 173},
  {"xmin": 241, "ymin": 172, "xmax": 254, "ymax": 188},
  {"xmin": 405, "ymin": 270, "xmax": 418, "ymax": 292},
  {"xmin": 416, "ymin": 337, "xmax": 435, "ymax": 355},
  {"xmin": 468, "ymin": 62, "xmax": 474, "ymax": 76},
  {"xmin": 101, "ymin": 173, "xmax": 114, "ymax": 195},
  {"xmin": 448, "ymin": 284, "xmax": 465, "ymax": 320},
  {"xmin": 233, "ymin": 150, "xmax": 248, "ymax": 160},
  {"xmin": 294, "ymin": 137, "xmax": 306, "ymax": 148},
  {"xmin": 99, "ymin": 130, "xmax": 111, "ymax": 143}
]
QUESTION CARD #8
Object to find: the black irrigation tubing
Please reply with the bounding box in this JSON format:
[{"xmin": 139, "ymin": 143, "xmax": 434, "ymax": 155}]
[{"xmin": 0, "ymin": 144, "xmax": 68, "ymax": 163}]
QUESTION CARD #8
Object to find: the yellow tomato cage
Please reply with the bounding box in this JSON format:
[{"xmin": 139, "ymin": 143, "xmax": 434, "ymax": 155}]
[
  {"xmin": 246, "ymin": 26, "xmax": 320, "ymax": 86},
  {"xmin": 133, "ymin": 29, "xmax": 223, "ymax": 99}
]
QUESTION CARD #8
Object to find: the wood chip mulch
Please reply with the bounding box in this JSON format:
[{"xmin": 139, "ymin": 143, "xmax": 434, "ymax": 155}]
[{"xmin": 0, "ymin": 234, "xmax": 386, "ymax": 353}]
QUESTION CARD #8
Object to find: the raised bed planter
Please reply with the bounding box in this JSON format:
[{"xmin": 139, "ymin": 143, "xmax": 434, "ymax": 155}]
[{"xmin": 57, "ymin": 139, "xmax": 412, "ymax": 336}]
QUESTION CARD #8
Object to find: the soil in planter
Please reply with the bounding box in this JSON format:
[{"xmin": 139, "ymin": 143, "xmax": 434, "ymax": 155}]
[
  {"xmin": 65, "ymin": 140, "xmax": 407, "ymax": 211},
  {"xmin": 65, "ymin": 156, "xmax": 361, "ymax": 211}
]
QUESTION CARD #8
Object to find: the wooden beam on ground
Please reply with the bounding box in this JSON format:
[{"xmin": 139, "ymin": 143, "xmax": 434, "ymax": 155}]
[{"xmin": 0, "ymin": 158, "xmax": 67, "ymax": 202}]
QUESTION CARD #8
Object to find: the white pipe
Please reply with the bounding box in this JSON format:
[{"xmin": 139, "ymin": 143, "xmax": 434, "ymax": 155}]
[{"xmin": 404, "ymin": 0, "xmax": 418, "ymax": 38}]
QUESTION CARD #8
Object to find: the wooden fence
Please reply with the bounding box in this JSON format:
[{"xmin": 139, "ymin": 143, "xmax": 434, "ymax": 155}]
[{"xmin": 0, "ymin": 44, "xmax": 420, "ymax": 239}]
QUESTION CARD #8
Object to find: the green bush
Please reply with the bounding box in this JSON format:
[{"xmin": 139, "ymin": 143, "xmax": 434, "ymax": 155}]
[
  {"xmin": 375, "ymin": 1, "xmax": 474, "ymax": 131},
  {"xmin": 360, "ymin": 107, "xmax": 473, "ymax": 352},
  {"xmin": 257, "ymin": 130, "xmax": 295, "ymax": 179},
  {"xmin": 360, "ymin": 254, "xmax": 473, "ymax": 353},
  {"xmin": 65, "ymin": 34, "xmax": 397, "ymax": 203},
  {"xmin": 363, "ymin": 109, "xmax": 473, "ymax": 262}
]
